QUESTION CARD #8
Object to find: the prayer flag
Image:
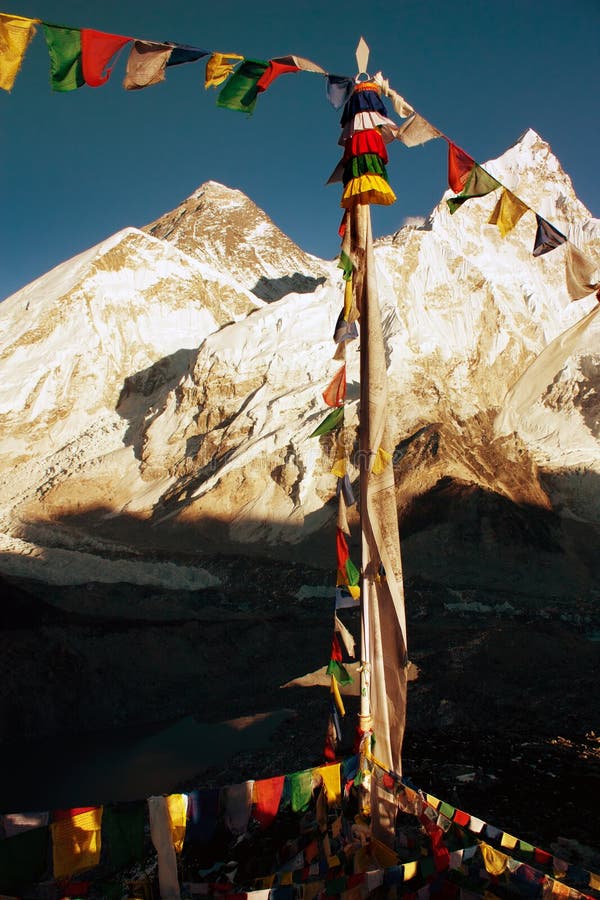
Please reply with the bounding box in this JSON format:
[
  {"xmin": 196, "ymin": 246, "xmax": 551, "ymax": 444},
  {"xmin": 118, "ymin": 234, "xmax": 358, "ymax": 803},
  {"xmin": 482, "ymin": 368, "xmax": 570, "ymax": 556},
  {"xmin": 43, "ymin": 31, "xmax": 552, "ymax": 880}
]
[
  {"xmin": 81, "ymin": 29, "xmax": 131, "ymax": 87},
  {"xmin": 335, "ymin": 585, "xmax": 359, "ymax": 608},
  {"xmin": 336, "ymin": 527, "xmax": 350, "ymax": 570},
  {"xmin": 372, "ymin": 447, "xmax": 392, "ymax": 475},
  {"xmin": 448, "ymin": 142, "xmax": 475, "ymax": 192},
  {"xmin": 253, "ymin": 776, "xmax": 285, "ymax": 828},
  {"xmin": 488, "ymin": 188, "xmax": 529, "ymax": 236},
  {"xmin": 166, "ymin": 794, "xmax": 187, "ymax": 853},
  {"xmin": 344, "ymin": 130, "xmax": 388, "ymax": 163},
  {"xmin": 256, "ymin": 59, "xmax": 299, "ymax": 92},
  {"xmin": 373, "ymin": 72, "xmax": 414, "ymax": 117},
  {"xmin": 330, "ymin": 632, "xmax": 343, "ymax": 662},
  {"xmin": 217, "ymin": 58, "xmax": 269, "ymax": 113},
  {"xmin": 447, "ymin": 165, "xmax": 501, "ymax": 214},
  {"xmin": 289, "ymin": 771, "xmax": 313, "ymax": 812},
  {"xmin": 345, "ymin": 556, "xmax": 360, "ymax": 586},
  {"xmin": 564, "ymin": 243, "xmax": 599, "ymax": 300},
  {"xmin": 51, "ymin": 807, "xmax": 103, "ymax": 878},
  {"xmin": 480, "ymin": 842, "xmax": 509, "ymax": 876},
  {"xmin": 338, "ymin": 249, "xmax": 354, "ymax": 280},
  {"xmin": 222, "ymin": 781, "xmax": 254, "ymax": 835},
  {"xmin": 123, "ymin": 40, "xmax": 172, "ymax": 89},
  {"xmin": 343, "ymin": 153, "xmax": 388, "ymax": 184},
  {"xmin": 533, "ymin": 214, "xmax": 567, "ymax": 256},
  {"xmin": 0, "ymin": 13, "xmax": 37, "ymax": 91},
  {"xmin": 326, "ymin": 74, "xmax": 354, "ymax": 109},
  {"xmin": 341, "ymin": 88, "xmax": 387, "ymax": 126},
  {"xmin": 337, "ymin": 473, "xmax": 356, "ymax": 506},
  {"xmin": 331, "ymin": 673, "xmax": 345, "ymax": 716},
  {"xmin": 323, "ymin": 365, "xmax": 347, "ymax": 407},
  {"xmin": 273, "ymin": 54, "xmax": 326, "ymax": 74},
  {"xmin": 335, "ymin": 613, "xmax": 356, "ymax": 657},
  {"xmin": 309, "ymin": 406, "xmax": 344, "ymax": 437},
  {"xmin": 393, "ymin": 113, "xmax": 441, "ymax": 147},
  {"xmin": 326, "ymin": 658, "xmax": 353, "ymax": 685},
  {"xmin": 166, "ymin": 43, "xmax": 209, "ymax": 66},
  {"xmin": 341, "ymin": 173, "xmax": 396, "ymax": 208},
  {"xmin": 313, "ymin": 763, "xmax": 342, "ymax": 805},
  {"xmin": 205, "ymin": 51, "xmax": 243, "ymax": 88},
  {"xmin": 333, "ymin": 314, "xmax": 358, "ymax": 344},
  {"xmin": 101, "ymin": 804, "xmax": 145, "ymax": 869},
  {"xmin": 332, "ymin": 456, "xmax": 347, "ymax": 478},
  {"xmin": 337, "ymin": 490, "xmax": 351, "ymax": 534},
  {"xmin": 148, "ymin": 797, "xmax": 179, "ymax": 900},
  {"xmin": 42, "ymin": 24, "xmax": 84, "ymax": 92},
  {"xmin": 187, "ymin": 788, "xmax": 219, "ymax": 843},
  {"xmin": 0, "ymin": 825, "xmax": 48, "ymax": 892}
]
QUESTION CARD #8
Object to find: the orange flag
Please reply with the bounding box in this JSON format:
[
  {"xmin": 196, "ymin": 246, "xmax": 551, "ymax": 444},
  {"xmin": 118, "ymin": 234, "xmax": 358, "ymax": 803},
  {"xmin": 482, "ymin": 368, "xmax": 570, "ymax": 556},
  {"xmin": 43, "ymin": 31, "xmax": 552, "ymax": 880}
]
[
  {"xmin": 323, "ymin": 365, "xmax": 347, "ymax": 407},
  {"xmin": 448, "ymin": 141, "xmax": 475, "ymax": 193}
]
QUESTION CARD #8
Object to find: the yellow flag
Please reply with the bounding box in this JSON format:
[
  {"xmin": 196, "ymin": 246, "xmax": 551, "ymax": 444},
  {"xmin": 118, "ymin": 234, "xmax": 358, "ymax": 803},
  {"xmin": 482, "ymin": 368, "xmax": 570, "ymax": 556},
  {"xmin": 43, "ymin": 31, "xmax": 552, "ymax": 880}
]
[
  {"xmin": 331, "ymin": 456, "xmax": 346, "ymax": 478},
  {"xmin": 372, "ymin": 447, "xmax": 392, "ymax": 475},
  {"xmin": 488, "ymin": 189, "xmax": 528, "ymax": 237},
  {"xmin": 166, "ymin": 793, "xmax": 187, "ymax": 853},
  {"xmin": 205, "ymin": 51, "xmax": 243, "ymax": 88},
  {"xmin": 480, "ymin": 842, "xmax": 509, "ymax": 876},
  {"xmin": 51, "ymin": 808, "xmax": 103, "ymax": 879},
  {"xmin": 331, "ymin": 673, "xmax": 346, "ymax": 717},
  {"xmin": 313, "ymin": 762, "xmax": 341, "ymax": 805},
  {"xmin": 500, "ymin": 832, "xmax": 518, "ymax": 850},
  {"xmin": 0, "ymin": 14, "xmax": 38, "ymax": 92}
]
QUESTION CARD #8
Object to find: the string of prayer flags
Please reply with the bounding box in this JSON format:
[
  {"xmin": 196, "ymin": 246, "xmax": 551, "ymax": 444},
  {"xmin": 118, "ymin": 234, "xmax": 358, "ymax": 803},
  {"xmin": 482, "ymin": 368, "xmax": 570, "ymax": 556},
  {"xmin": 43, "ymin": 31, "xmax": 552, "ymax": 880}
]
[
  {"xmin": 323, "ymin": 365, "xmax": 347, "ymax": 407},
  {"xmin": 123, "ymin": 40, "xmax": 172, "ymax": 89},
  {"xmin": 42, "ymin": 24, "xmax": 84, "ymax": 91},
  {"xmin": 217, "ymin": 58, "xmax": 269, "ymax": 113},
  {"xmin": 372, "ymin": 71, "xmax": 414, "ymax": 118},
  {"xmin": 253, "ymin": 776, "xmax": 285, "ymax": 829},
  {"xmin": 309, "ymin": 405, "xmax": 344, "ymax": 438},
  {"xmin": 51, "ymin": 807, "xmax": 103, "ymax": 879},
  {"xmin": 533, "ymin": 214, "xmax": 567, "ymax": 256},
  {"xmin": 0, "ymin": 13, "xmax": 38, "ymax": 91},
  {"xmin": 488, "ymin": 188, "xmax": 529, "ymax": 236},
  {"xmin": 81, "ymin": 29, "xmax": 131, "ymax": 86},
  {"xmin": 447, "ymin": 165, "xmax": 501, "ymax": 214},
  {"xmin": 448, "ymin": 142, "xmax": 476, "ymax": 192},
  {"xmin": 205, "ymin": 51, "xmax": 243, "ymax": 88}
]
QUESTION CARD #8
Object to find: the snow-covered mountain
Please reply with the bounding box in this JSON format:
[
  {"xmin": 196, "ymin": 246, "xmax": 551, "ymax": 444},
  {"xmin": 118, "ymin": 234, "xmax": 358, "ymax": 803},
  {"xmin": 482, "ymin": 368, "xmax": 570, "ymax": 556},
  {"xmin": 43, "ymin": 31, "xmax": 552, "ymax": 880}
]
[{"xmin": 1, "ymin": 129, "xmax": 598, "ymax": 600}]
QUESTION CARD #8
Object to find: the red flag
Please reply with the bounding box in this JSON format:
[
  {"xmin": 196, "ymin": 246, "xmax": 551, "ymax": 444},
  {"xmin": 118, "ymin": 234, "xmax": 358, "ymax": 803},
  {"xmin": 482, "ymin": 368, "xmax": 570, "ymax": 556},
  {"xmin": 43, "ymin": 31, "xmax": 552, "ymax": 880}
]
[
  {"xmin": 256, "ymin": 59, "xmax": 299, "ymax": 92},
  {"xmin": 344, "ymin": 129, "xmax": 388, "ymax": 163},
  {"xmin": 330, "ymin": 633, "xmax": 343, "ymax": 662},
  {"xmin": 447, "ymin": 141, "xmax": 475, "ymax": 192},
  {"xmin": 336, "ymin": 527, "xmax": 350, "ymax": 570},
  {"xmin": 253, "ymin": 776, "xmax": 284, "ymax": 828},
  {"xmin": 81, "ymin": 29, "xmax": 131, "ymax": 86},
  {"xmin": 323, "ymin": 365, "xmax": 347, "ymax": 407}
]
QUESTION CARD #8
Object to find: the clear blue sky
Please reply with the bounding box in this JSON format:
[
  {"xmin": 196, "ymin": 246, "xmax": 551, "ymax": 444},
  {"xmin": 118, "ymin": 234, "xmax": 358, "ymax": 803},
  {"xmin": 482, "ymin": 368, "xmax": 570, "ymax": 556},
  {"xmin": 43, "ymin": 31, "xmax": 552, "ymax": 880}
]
[{"xmin": 1, "ymin": 0, "xmax": 598, "ymax": 300}]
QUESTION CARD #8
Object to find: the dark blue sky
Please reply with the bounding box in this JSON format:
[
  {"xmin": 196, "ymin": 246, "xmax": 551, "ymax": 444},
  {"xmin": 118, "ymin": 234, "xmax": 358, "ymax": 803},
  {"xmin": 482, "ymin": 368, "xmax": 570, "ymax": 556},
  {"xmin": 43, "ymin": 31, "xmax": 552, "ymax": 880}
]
[{"xmin": 1, "ymin": 0, "xmax": 598, "ymax": 300}]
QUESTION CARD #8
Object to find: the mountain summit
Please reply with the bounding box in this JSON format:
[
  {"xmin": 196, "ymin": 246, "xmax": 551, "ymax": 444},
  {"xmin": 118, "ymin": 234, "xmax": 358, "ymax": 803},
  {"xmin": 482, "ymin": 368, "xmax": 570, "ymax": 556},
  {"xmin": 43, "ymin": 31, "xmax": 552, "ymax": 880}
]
[{"xmin": 0, "ymin": 130, "xmax": 598, "ymax": 602}]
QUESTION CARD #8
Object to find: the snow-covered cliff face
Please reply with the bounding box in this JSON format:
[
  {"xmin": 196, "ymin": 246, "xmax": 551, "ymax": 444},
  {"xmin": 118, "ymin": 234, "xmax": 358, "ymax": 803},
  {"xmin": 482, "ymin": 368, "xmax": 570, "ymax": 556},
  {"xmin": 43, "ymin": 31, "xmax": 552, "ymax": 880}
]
[{"xmin": 0, "ymin": 129, "xmax": 598, "ymax": 599}]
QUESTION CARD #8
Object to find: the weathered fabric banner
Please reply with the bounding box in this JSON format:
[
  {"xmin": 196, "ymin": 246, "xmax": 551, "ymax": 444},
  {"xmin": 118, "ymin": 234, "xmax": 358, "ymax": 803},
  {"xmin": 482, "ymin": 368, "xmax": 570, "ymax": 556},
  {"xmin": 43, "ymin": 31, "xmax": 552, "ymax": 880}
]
[
  {"xmin": 488, "ymin": 188, "xmax": 529, "ymax": 236},
  {"xmin": 42, "ymin": 23, "xmax": 84, "ymax": 91},
  {"xmin": 81, "ymin": 28, "xmax": 131, "ymax": 86},
  {"xmin": 390, "ymin": 112, "xmax": 441, "ymax": 147},
  {"xmin": 217, "ymin": 58, "xmax": 269, "ymax": 113},
  {"xmin": 447, "ymin": 141, "xmax": 475, "ymax": 192},
  {"xmin": 447, "ymin": 165, "xmax": 501, "ymax": 213},
  {"xmin": 533, "ymin": 214, "xmax": 567, "ymax": 256},
  {"xmin": 123, "ymin": 40, "xmax": 172, "ymax": 89},
  {"xmin": 323, "ymin": 364, "xmax": 347, "ymax": 407},
  {"xmin": 256, "ymin": 59, "xmax": 299, "ymax": 92},
  {"xmin": 0, "ymin": 13, "xmax": 37, "ymax": 91},
  {"xmin": 204, "ymin": 51, "xmax": 243, "ymax": 88},
  {"xmin": 51, "ymin": 807, "xmax": 103, "ymax": 879},
  {"xmin": 564, "ymin": 243, "xmax": 599, "ymax": 300},
  {"xmin": 165, "ymin": 43, "xmax": 209, "ymax": 67}
]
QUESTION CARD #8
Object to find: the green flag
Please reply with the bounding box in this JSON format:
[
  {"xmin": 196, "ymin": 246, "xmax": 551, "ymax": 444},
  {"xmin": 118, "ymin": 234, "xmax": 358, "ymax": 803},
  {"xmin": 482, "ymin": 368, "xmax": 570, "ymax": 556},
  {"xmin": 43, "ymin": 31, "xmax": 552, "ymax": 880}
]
[
  {"xmin": 309, "ymin": 405, "xmax": 344, "ymax": 438},
  {"xmin": 216, "ymin": 58, "xmax": 268, "ymax": 113},
  {"xmin": 290, "ymin": 770, "xmax": 313, "ymax": 812},
  {"xmin": 447, "ymin": 165, "xmax": 500, "ymax": 214},
  {"xmin": 42, "ymin": 24, "xmax": 84, "ymax": 91},
  {"xmin": 326, "ymin": 658, "xmax": 353, "ymax": 685}
]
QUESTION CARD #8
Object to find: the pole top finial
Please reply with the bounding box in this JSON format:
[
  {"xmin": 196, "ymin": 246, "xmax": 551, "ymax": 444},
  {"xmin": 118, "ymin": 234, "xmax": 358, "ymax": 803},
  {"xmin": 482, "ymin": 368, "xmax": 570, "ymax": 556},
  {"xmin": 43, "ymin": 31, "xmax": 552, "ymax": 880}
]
[{"xmin": 355, "ymin": 37, "xmax": 370, "ymax": 79}]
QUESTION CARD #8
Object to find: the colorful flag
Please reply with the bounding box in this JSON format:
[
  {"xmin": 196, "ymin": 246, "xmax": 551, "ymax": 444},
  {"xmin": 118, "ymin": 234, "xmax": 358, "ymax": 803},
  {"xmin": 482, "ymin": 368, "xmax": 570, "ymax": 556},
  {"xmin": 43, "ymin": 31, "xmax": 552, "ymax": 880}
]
[
  {"xmin": 187, "ymin": 788, "xmax": 219, "ymax": 843},
  {"xmin": 205, "ymin": 51, "xmax": 243, "ymax": 88},
  {"xmin": 488, "ymin": 188, "xmax": 529, "ymax": 236},
  {"xmin": 101, "ymin": 804, "xmax": 145, "ymax": 869},
  {"xmin": 392, "ymin": 113, "xmax": 442, "ymax": 147},
  {"xmin": 123, "ymin": 40, "xmax": 172, "ymax": 89},
  {"xmin": 222, "ymin": 781, "xmax": 254, "ymax": 836},
  {"xmin": 81, "ymin": 29, "xmax": 131, "ymax": 87},
  {"xmin": 217, "ymin": 58, "xmax": 269, "ymax": 113},
  {"xmin": 336, "ymin": 528, "xmax": 350, "ymax": 570},
  {"xmin": 344, "ymin": 129, "xmax": 388, "ymax": 163},
  {"xmin": 166, "ymin": 794, "xmax": 187, "ymax": 853},
  {"xmin": 323, "ymin": 365, "xmax": 347, "ymax": 407},
  {"xmin": 309, "ymin": 406, "xmax": 344, "ymax": 437},
  {"xmin": 326, "ymin": 74, "xmax": 354, "ymax": 109},
  {"xmin": 326, "ymin": 657, "xmax": 353, "ymax": 685},
  {"xmin": 340, "ymin": 88, "xmax": 387, "ymax": 126},
  {"xmin": 165, "ymin": 43, "xmax": 209, "ymax": 66},
  {"xmin": 313, "ymin": 763, "xmax": 342, "ymax": 805},
  {"xmin": 289, "ymin": 770, "xmax": 313, "ymax": 812},
  {"xmin": 273, "ymin": 54, "xmax": 326, "ymax": 74},
  {"xmin": 338, "ymin": 249, "xmax": 354, "ymax": 279},
  {"xmin": 337, "ymin": 473, "xmax": 356, "ymax": 506},
  {"xmin": 447, "ymin": 142, "xmax": 475, "ymax": 192},
  {"xmin": 335, "ymin": 613, "xmax": 356, "ymax": 657},
  {"xmin": 533, "ymin": 214, "xmax": 567, "ymax": 256},
  {"xmin": 51, "ymin": 807, "xmax": 103, "ymax": 878},
  {"xmin": 447, "ymin": 165, "xmax": 501, "ymax": 214},
  {"xmin": 42, "ymin": 24, "xmax": 83, "ymax": 91},
  {"xmin": 0, "ymin": 13, "xmax": 38, "ymax": 91},
  {"xmin": 564, "ymin": 243, "xmax": 599, "ymax": 300},
  {"xmin": 256, "ymin": 59, "xmax": 299, "ymax": 92},
  {"xmin": 253, "ymin": 776, "xmax": 285, "ymax": 828}
]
